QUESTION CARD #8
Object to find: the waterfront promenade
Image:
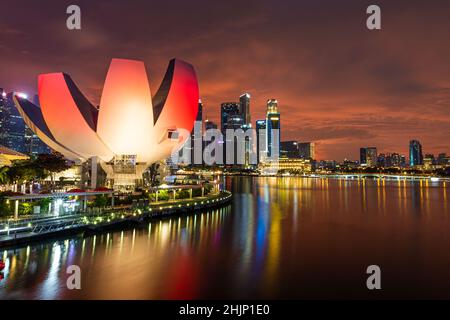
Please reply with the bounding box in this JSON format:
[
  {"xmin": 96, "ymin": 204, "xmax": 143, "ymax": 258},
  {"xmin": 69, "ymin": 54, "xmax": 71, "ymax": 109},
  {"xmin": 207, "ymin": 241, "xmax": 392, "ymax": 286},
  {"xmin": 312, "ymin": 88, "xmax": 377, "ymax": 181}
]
[{"xmin": 0, "ymin": 190, "xmax": 232, "ymax": 248}]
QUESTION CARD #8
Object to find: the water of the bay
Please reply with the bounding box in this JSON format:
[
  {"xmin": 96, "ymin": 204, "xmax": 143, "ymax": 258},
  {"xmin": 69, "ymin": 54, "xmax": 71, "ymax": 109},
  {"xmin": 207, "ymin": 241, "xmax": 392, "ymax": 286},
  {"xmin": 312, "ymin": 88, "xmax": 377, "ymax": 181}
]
[{"xmin": 1, "ymin": 176, "xmax": 449, "ymax": 299}]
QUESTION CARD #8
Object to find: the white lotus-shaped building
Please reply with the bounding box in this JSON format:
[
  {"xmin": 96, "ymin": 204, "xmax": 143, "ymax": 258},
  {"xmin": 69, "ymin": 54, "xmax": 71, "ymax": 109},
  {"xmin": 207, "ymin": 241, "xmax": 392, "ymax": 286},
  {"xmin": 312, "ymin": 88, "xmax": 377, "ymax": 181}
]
[{"xmin": 14, "ymin": 58, "xmax": 199, "ymax": 189}]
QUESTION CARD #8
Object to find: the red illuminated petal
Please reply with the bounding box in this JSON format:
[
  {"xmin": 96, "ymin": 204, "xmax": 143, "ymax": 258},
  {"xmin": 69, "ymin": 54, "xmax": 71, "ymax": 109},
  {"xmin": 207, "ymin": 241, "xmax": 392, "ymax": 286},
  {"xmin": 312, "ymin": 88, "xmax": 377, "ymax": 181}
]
[
  {"xmin": 153, "ymin": 59, "xmax": 199, "ymax": 133},
  {"xmin": 38, "ymin": 73, "xmax": 114, "ymax": 161},
  {"xmin": 13, "ymin": 96, "xmax": 83, "ymax": 161}
]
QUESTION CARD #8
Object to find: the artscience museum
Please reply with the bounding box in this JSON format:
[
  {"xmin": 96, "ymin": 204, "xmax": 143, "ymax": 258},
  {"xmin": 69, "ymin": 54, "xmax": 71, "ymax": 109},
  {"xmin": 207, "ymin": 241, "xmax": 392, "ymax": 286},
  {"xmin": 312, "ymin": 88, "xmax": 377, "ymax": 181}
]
[{"xmin": 13, "ymin": 58, "xmax": 199, "ymax": 190}]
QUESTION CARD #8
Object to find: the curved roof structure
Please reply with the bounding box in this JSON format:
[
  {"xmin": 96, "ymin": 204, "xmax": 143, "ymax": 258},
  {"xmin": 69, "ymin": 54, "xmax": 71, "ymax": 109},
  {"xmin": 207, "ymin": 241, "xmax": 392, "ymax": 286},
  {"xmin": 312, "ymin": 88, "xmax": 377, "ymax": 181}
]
[
  {"xmin": 14, "ymin": 58, "xmax": 199, "ymax": 164},
  {"xmin": 13, "ymin": 95, "xmax": 82, "ymax": 160},
  {"xmin": 0, "ymin": 144, "xmax": 29, "ymax": 166}
]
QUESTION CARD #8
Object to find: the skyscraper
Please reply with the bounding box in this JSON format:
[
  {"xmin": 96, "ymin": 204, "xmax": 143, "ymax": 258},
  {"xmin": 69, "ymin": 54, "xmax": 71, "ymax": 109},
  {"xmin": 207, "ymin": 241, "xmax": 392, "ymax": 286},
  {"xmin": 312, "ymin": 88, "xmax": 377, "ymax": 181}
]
[
  {"xmin": 220, "ymin": 102, "xmax": 240, "ymax": 134},
  {"xmin": 0, "ymin": 91, "xmax": 50, "ymax": 156},
  {"xmin": 239, "ymin": 93, "xmax": 251, "ymax": 125},
  {"xmin": 256, "ymin": 120, "xmax": 266, "ymax": 164},
  {"xmin": 196, "ymin": 99, "xmax": 203, "ymax": 124},
  {"xmin": 0, "ymin": 88, "xmax": 6, "ymax": 140},
  {"xmin": 387, "ymin": 153, "xmax": 406, "ymax": 167},
  {"xmin": 1, "ymin": 92, "xmax": 27, "ymax": 153},
  {"xmin": 204, "ymin": 119, "xmax": 217, "ymax": 131},
  {"xmin": 204, "ymin": 119, "xmax": 218, "ymax": 165},
  {"xmin": 226, "ymin": 114, "xmax": 244, "ymax": 130},
  {"xmin": 221, "ymin": 102, "xmax": 243, "ymax": 166},
  {"xmin": 360, "ymin": 147, "xmax": 377, "ymax": 166},
  {"xmin": 279, "ymin": 141, "xmax": 315, "ymax": 159},
  {"xmin": 377, "ymin": 153, "xmax": 387, "ymax": 167},
  {"xmin": 423, "ymin": 154, "xmax": 435, "ymax": 168},
  {"xmin": 298, "ymin": 142, "xmax": 315, "ymax": 159},
  {"xmin": 438, "ymin": 153, "xmax": 448, "ymax": 165},
  {"xmin": 190, "ymin": 99, "xmax": 203, "ymax": 165},
  {"xmin": 221, "ymin": 95, "xmax": 253, "ymax": 167},
  {"xmin": 409, "ymin": 140, "xmax": 423, "ymax": 166},
  {"xmin": 280, "ymin": 141, "xmax": 299, "ymax": 158},
  {"xmin": 266, "ymin": 99, "xmax": 280, "ymax": 158},
  {"xmin": 237, "ymin": 94, "xmax": 252, "ymax": 167}
]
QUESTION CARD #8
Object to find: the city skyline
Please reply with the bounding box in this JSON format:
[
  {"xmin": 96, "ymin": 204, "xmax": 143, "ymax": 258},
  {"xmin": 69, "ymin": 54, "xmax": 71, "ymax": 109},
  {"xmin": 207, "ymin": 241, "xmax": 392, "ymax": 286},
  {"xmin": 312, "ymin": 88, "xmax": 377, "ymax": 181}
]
[
  {"xmin": 1, "ymin": 0, "xmax": 450, "ymax": 303},
  {"xmin": 1, "ymin": 0, "xmax": 450, "ymax": 160},
  {"xmin": 2, "ymin": 86, "xmax": 448, "ymax": 164}
]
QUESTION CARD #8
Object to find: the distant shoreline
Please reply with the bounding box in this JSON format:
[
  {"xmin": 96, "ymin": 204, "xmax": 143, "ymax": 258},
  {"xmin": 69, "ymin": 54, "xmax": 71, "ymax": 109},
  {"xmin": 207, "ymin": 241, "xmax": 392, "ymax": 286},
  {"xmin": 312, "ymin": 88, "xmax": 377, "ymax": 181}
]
[{"xmin": 220, "ymin": 172, "xmax": 450, "ymax": 181}]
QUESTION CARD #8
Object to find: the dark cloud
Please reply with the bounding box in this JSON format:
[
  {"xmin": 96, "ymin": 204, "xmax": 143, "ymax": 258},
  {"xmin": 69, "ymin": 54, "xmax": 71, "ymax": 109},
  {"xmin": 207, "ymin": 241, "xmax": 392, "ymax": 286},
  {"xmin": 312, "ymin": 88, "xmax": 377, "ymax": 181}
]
[{"xmin": 1, "ymin": 0, "xmax": 450, "ymax": 160}]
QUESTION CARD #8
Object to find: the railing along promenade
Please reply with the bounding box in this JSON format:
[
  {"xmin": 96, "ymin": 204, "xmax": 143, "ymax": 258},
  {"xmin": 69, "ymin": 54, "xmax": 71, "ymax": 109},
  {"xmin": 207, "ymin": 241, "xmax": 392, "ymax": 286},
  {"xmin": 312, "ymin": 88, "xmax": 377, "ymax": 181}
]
[{"xmin": 0, "ymin": 189, "xmax": 232, "ymax": 247}]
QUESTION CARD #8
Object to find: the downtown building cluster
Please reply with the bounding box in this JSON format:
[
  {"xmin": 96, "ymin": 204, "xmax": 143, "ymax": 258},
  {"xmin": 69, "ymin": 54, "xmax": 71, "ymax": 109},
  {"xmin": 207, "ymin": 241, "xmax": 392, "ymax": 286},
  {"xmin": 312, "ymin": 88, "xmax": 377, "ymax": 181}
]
[
  {"xmin": 0, "ymin": 88, "xmax": 50, "ymax": 157},
  {"xmin": 357, "ymin": 140, "xmax": 450, "ymax": 170},
  {"xmin": 175, "ymin": 92, "xmax": 450, "ymax": 176},
  {"xmin": 313, "ymin": 141, "xmax": 450, "ymax": 173},
  {"xmin": 317, "ymin": 141, "xmax": 449, "ymax": 173},
  {"xmin": 2, "ymin": 85, "xmax": 449, "ymax": 177},
  {"xmin": 183, "ymin": 94, "xmax": 315, "ymax": 174}
]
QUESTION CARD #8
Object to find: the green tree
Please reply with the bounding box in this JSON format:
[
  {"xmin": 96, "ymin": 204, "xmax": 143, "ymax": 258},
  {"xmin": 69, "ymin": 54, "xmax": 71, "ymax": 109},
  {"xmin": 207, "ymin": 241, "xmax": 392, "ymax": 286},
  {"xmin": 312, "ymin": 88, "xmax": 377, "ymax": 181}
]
[
  {"xmin": 0, "ymin": 166, "xmax": 10, "ymax": 185},
  {"xmin": 0, "ymin": 192, "xmax": 12, "ymax": 217},
  {"xmin": 93, "ymin": 194, "xmax": 108, "ymax": 207},
  {"xmin": 38, "ymin": 198, "xmax": 52, "ymax": 213},
  {"xmin": 20, "ymin": 202, "xmax": 33, "ymax": 215},
  {"xmin": 7, "ymin": 159, "xmax": 44, "ymax": 186},
  {"xmin": 156, "ymin": 189, "xmax": 169, "ymax": 201},
  {"xmin": 35, "ymin": 153, "xmax": 72, "ymax": 187},
  {"xmin": 176, "ymin": 189, "xmax": 190, "ymax": 199}
]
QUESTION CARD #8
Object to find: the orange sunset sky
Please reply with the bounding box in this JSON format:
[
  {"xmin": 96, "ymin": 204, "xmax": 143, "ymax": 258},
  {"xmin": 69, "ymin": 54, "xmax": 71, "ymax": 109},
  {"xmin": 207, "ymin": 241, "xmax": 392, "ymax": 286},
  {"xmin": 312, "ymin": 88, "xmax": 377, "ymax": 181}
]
[{"xmin": 1, "ymin": 0, "xmax": 449, "ymax": 160}]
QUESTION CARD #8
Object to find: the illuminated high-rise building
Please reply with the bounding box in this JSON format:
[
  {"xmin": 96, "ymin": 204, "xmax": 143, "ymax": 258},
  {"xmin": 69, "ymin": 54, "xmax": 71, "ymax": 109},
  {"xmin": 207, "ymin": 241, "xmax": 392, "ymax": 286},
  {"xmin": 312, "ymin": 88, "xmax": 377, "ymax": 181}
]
[
  {"xmin": 204, "ymin": 119, "xmax": 218, "ymax": 165},
  {"xmin": 0, "ymin": 88, "xmax": 6, "ymax": 140},
  {"xmin": 279, "ymin": 141, "xmax": 315, "ymax": 160},
  {"xmin": 437, "ymin": 153, "xmax": 449, "ymax": 166},
  {"xmin": 196, "ymin": 99, "xmax": 203, "ymax": 124},
  {"xmin": 423, "ymin": 154, "xmax": 435, "ymax": 168},
  {"xmin": 220, "ymin": 102, "xmax": 240, "ymax": 134},
  {"xmin": 409, "ymin": 140, "xmax": 423, "ymax": 166},
  {"xmin": 280, "ymin": 141, "xmax": 298, "ymax": 158},
  {"xmin": 377, "ymin": 153, "xmax": 387, "ymax": 167},
  {"xmin": 0, "ymin": 90, "xmax": 50, "ymax": 155},
  {"xmin": 256, "ymin": 120, "xmax": 266, "ymax": 163},
  {"xmin": 379, "ymin": 153, "xmax": 407, "ymax": 167},
  {"xmin": 391, "ymin": 153, "xmax": 406, "ymax": 167},
  {"xmin": 189, "ymin": 99, "xmax": 203, "ymax": 165},
  {"xmin": 1, "ymin": 92, "xmax": 27, "ymax": 153},
  {"xmin": 204, "ymin": 119, "xmax": 217, "ymax": 131},
  {"xmin": 221, "ymin": 102, "xmax": 242, "ymax": 166},
  {"xmin": 221, "ymin": 95, "xmax": 253, "ymax": 167},
  {"xmin": 360, "ymin": 147, "xmax": 377, "ymax": 166},
  {"xmin": 298, "ymin": 142, "xmax": 315, "ymax": 160},
  {"xmin": 242, "ymin": 95, "xmax": 253, "ymax": 166},
  {"xmin": 239, "ymin": 93, "xmax": 251, "ymax": 125},
  {"xmin": 266, "ymin": 99, "xmax": 280, "ymax": 158}
]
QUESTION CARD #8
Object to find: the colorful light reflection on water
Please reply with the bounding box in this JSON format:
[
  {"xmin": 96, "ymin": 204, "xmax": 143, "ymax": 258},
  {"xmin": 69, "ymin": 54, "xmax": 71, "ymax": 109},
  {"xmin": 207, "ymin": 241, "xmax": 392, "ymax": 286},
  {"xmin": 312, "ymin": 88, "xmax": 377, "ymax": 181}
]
[{"xmin": 1, "ymin": 176, "xmax": 450, "ymax": 299}]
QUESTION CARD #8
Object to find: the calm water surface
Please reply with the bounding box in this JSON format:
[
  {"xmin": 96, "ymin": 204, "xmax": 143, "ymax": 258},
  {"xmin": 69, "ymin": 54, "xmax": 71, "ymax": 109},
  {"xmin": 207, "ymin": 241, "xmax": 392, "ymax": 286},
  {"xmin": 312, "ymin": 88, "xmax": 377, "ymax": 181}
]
[{"xmin": 1, "ymin": 176, "xmax": 450, "ymax": 299}]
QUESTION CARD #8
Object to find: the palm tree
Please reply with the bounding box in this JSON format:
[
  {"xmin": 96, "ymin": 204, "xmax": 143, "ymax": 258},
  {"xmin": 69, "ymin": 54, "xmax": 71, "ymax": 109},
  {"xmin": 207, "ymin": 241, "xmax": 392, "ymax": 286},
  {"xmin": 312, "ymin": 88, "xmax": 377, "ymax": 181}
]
[{"xmin": 0, "ymin": 166, "xmax": 10, "ymax": 185}]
